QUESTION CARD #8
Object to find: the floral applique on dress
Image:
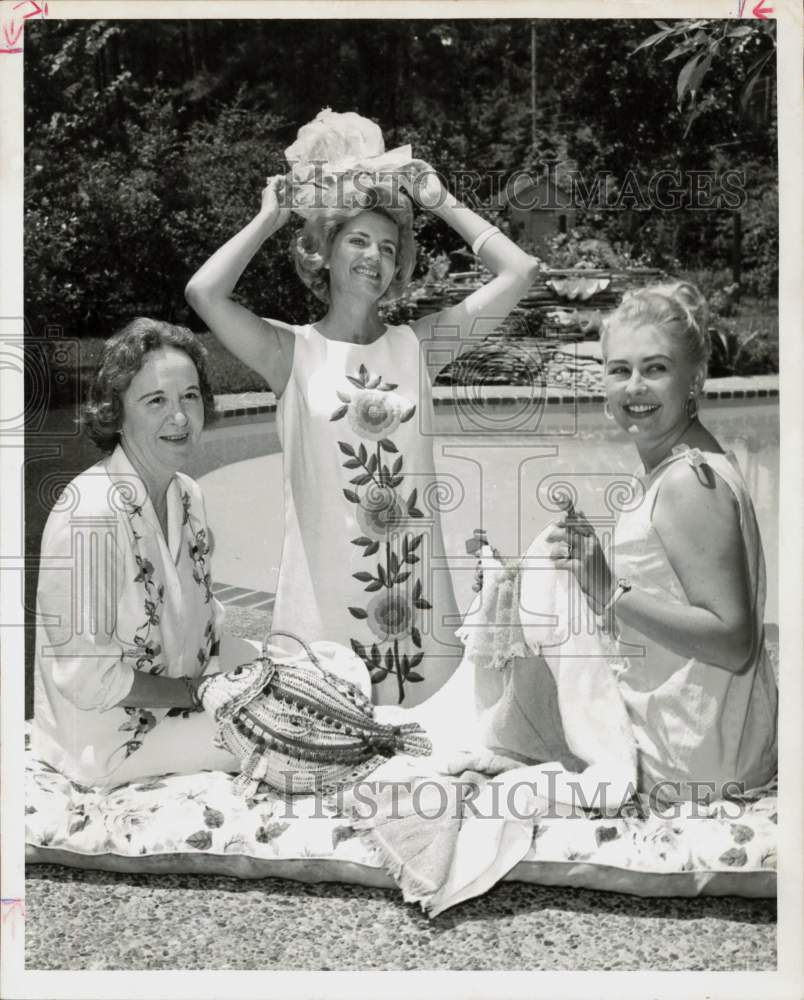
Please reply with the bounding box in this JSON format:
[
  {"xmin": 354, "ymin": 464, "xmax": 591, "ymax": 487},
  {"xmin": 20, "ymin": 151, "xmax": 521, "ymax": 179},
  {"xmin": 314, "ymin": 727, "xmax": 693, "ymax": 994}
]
[
  {"xmin": 331, "ymin": 362, "xmax": 432, "ymax": 703},
  {"xmin": 113, "ymin": 491, "xmax": 218, "ymax": 758}
]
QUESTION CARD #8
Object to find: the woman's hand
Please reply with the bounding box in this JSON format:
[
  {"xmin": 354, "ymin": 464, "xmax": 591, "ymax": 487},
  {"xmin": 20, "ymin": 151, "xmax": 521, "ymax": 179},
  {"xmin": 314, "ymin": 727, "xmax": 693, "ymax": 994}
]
[
  {"xmin": 437, "ymin": 749, "xmax": 523, "ymax": 777},
  {"xmin": 398, "ymin": 159, "xmax": 451, "ymax": 213},
  {"xmin": 546, "ymin": 507, "xmax": 613, "ymax": 613},
  {"xmin": 259, "ymin": 175, "xmax": 292, "ymax": 229},
  {"xmin": 405, "ymin": 162, "xmax": 538, "ymax": 346}
]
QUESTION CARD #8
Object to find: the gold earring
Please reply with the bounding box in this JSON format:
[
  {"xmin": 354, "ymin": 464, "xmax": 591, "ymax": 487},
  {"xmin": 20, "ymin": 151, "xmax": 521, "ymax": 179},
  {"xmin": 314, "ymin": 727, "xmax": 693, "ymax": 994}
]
[
  {"xmin": 603, "ymin": 400, "xmax": 615, "ymax": 421},
  {"xmin": 686, "ymin": 392, "xmax": 699, "ymax": 420}
]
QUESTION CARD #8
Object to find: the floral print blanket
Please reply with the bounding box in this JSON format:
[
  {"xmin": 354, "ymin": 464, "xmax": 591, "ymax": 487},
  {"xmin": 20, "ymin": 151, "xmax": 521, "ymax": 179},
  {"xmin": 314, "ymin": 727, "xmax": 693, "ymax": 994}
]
[{"xmin": 26, "ymin": 733, "xmax": 777, "ymax": 901}]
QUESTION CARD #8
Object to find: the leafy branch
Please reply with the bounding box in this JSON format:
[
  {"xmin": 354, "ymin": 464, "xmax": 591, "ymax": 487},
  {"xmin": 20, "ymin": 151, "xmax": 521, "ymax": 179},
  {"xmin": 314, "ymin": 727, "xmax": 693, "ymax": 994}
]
[
  {"xmin": 350, "ymin": 537, "xmax": 422, "ymax": 592},
  {"xmin": 349, "ymin": 637, "xmax": 425, "ymax": 701},
  {"xmin": 631, "ymin": 18, "xmax": 776, "ymax": 135}
]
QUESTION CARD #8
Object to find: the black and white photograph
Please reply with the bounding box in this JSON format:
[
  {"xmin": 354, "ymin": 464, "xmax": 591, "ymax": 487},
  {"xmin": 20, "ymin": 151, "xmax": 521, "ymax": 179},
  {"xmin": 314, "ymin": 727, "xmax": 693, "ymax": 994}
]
[{"xmin": 1, "ymin": 1, "xmax": 802, "ymax": 995}]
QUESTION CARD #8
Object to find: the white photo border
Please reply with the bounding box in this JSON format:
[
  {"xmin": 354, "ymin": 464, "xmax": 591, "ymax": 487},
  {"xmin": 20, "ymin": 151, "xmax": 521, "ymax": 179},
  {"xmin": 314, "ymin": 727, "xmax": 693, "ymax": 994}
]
[{"xmin": 2, "ymin": 2, "xmax": 802, "ymax": 997}]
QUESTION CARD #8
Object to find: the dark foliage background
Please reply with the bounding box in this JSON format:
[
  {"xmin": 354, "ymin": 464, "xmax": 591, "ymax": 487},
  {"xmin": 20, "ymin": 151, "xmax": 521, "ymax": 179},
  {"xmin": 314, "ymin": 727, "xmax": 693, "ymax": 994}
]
[{"xmin": 25, "ymin": 17, "xmax": 778, "ymax": 345}]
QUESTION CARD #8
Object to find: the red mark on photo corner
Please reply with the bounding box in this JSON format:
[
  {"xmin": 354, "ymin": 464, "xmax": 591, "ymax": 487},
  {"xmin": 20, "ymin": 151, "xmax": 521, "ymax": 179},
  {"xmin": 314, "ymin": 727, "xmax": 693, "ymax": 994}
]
[
  {"xmin": 1, "ymin": 898, "xmax": 27, "ymax": 933},
  {"xmin": 0, "ymin": 0, "xmax": 48, "ymax": 54},
  {"xmin": 739, "ymin": 0, "xmax": 774, "ymax": 17}
]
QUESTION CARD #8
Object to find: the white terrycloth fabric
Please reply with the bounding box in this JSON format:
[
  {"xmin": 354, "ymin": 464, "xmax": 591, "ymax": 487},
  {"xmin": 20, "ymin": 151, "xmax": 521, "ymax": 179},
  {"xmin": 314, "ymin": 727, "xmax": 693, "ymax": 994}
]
[
  {"xmin": 397, "ymin": 526, "xmax": 638, "ymax": 809},
  {"xmin": 350, "ymin": 753, "xmax": 558, "ymax": 918},
  {"xmin": 363, "ymin": 527, "xmax": 639, "ymax": 915},
  {"xmin": 516, "ymin": 527, "xmax": 639, "ymax": 808}
]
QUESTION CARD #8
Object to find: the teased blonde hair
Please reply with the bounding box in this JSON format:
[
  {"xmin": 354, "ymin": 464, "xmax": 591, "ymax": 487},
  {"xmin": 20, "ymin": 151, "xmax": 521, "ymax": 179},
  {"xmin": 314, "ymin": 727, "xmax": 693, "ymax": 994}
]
[
  {"xmin": 602, "ymin": 281, "xmax": 711, "ymax": 371},
  {"xmin": 292, "ymin": 177, "xmax": 416, "ymax": 304}
]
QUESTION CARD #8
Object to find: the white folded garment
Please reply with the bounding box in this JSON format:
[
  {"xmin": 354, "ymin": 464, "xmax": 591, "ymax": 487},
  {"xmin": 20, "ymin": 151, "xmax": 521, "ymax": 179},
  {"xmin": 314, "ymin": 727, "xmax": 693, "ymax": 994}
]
[
  {"xmin": 395, "ymin": 524, "xmax": 638, "ymax": 807},
  {"xmin": 363, "ymin": 527, "xmax": 639, "ymax": 916}
]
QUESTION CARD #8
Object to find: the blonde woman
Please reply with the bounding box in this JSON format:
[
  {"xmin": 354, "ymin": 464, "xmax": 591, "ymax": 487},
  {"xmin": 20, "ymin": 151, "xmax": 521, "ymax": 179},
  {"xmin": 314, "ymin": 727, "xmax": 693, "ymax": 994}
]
[
  {"xmin": 186, "ymin": 163, "xmax": 537, "ymax": 706},
  {"xmin": 548, "ymin": 282, "xmax": 777, "ymax": 802}
]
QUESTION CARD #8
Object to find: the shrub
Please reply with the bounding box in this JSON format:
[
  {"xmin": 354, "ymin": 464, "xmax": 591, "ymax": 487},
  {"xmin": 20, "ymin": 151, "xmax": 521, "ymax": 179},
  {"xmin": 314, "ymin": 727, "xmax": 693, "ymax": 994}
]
[
  {"xmin": 708, "ymin": 324, "xmax": 778, "ymax": 378},
  {"xmin": 25, "ymin": 89, "xmax": 318, "ymax": 340},
  {"xmin": 710, "ymin": 158, "xmax": 778, "ymax": 300},
  {"xmin": 541, "ymin": 228, "xmax": 653, "ymax": 270}
]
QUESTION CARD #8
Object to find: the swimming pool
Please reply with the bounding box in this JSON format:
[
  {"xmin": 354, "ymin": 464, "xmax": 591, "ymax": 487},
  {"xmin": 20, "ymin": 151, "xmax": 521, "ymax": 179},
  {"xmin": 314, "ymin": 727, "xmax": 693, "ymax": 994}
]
[{"xmin": 198, "ymin": 397, "xmax": 779, "ymax": 625}]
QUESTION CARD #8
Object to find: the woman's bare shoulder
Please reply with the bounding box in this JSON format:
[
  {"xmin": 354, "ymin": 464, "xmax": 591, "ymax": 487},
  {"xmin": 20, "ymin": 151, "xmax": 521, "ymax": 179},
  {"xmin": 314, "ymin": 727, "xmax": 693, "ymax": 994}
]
[
  {"xmin": 654, "ymin": 455, "xmax": 740, "ymax": 530},
  {"xmin": 260, "ymin": 317, "xmax": 300, "ymax": 340}
]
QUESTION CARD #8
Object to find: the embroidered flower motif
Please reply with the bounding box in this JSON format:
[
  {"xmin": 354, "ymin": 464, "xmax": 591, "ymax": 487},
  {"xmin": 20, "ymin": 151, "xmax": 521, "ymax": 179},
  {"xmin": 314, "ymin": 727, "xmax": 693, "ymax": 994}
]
[
  {"xmin": 119, "ymin": 709, "xmax": 157, "ymax": 736},
  {"xmin": 130, "ymin": 637, "xmax": 162, "ymax": 672},
  {"xmin": 346, "ymin": 389, "xmax": 405, "ymax": 441},
  {"xmin": 113, "ymin": 488, "xmax": 218, "ymax": 761},
  {"xmin": 133, "ymin": 556, "xmax": 155, "ymax": 587},
  {"xmin": 183, "ymin": 498, "xmax": 214, "ymax": 605},
  {"xmin": 332, "ymin": 363, "xmax": 429, "ymax": 702},
  {"xmin": 118, "ymin": 707, "xmax": 158, "ymax": 758},
  {"xmin": 356, "ymin": 485, "xmax": 407, "ymax": 539},
  {"xmin": 331, "ymin": 364, "xmax": 415, "ymax": 439},
  {"xmin": 366, "ymin": 592, "xmax": 415, "ymax": 640}
]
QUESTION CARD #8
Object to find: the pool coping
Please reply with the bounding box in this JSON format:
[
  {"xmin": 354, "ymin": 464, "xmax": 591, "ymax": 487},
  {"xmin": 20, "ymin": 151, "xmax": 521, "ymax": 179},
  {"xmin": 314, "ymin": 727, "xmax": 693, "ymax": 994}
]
[{"xmin": 214, "ymin": 375, "xmax": 779, "ymax": 420}]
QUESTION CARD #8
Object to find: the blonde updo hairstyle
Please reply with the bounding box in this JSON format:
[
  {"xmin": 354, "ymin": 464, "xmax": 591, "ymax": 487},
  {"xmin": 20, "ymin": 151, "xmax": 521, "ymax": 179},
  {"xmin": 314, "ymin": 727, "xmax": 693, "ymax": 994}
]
[
  {"xmin": 292, "ymin": 177, "xmax": 416, "ymax": 304},
  {"xmin": 601, "ymin": 281, "xmax": 711, "ymax": 378}
]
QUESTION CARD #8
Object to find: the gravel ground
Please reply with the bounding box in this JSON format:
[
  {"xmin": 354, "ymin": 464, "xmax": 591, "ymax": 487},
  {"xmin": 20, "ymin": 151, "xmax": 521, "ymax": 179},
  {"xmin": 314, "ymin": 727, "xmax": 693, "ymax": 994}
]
[{"xmin": 25, "ymin": 864, "xmax": 775, "ymax": 971}]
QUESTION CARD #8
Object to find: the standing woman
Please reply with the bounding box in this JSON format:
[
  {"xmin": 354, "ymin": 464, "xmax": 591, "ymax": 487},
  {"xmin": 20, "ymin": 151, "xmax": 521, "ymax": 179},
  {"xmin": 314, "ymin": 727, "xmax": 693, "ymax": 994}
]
[
  {"xmin": 548, "ymin": 282, "xmax": 777, "ymax": 802},
  {"xmin": 185, "ymin": 158, "xmax": 537, "ymax": 706}
]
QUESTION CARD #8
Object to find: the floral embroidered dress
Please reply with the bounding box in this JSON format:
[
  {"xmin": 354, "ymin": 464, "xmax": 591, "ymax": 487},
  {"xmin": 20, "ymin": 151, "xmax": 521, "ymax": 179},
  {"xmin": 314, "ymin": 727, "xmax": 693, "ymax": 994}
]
[
  {"xmin": 612, "ymin": 446, "xmax": 778, "ymax": 801},
  {"xmin": 32, "ymin": 445, "xmax": 225, "ymax": 785},
  {"xmin": 273, "ymin": 323, "xmax": 461, "ymax": 706}
]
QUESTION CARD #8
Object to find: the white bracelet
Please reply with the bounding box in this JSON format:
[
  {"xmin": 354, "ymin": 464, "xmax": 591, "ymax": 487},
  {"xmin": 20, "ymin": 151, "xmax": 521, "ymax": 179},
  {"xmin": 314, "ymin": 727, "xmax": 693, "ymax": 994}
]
[{"xmin": 471, "ymin": 226, "xmax": 501, "ymax": 257}]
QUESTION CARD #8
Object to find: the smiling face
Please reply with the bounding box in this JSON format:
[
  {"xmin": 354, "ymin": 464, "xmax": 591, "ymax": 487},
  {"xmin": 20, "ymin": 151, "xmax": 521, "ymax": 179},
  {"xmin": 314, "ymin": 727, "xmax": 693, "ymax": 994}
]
[
  {"xmin": 120, "ymin": 347, "xmax": 204, "ymax": 483},
  {"xmin": 603, "ymin": 322, "xmax": 704, "ymax": 446},
  {"xmin": 327, "ymin": 210, "xmax": 399, "ymax": 302}
]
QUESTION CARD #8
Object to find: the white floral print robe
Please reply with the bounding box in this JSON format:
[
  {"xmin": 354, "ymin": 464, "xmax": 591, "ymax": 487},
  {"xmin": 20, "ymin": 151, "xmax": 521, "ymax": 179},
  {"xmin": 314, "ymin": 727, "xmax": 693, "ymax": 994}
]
[
  {"xmin": 273, "ymin": 324, "xmax": 461, "ymax": 706},
  {"xmin": 32, "ymin": 445, "xmax": 225, "ymax": 785}
]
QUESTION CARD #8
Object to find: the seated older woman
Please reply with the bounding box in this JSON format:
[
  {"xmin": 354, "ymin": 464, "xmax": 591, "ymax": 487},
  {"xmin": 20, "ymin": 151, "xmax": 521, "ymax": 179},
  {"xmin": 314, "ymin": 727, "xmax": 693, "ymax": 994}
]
[{"xmin": 31, "ymin": 318, "xmax": 243, "ymax": 787}]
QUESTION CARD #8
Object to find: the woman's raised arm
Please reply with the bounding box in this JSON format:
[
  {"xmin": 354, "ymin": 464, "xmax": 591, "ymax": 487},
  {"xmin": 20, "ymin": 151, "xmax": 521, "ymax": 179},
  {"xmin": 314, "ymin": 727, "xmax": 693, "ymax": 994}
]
[
  {"xmin": 184, "ymin": 176, "xmax": 296, "ymax": 398},
  {"xmin": 400, "ymin": 161, "xmax": 539, "ymax": 345},
  {"xmin": 549, "ymin": 462, "xmax": 756, "ymax": 673}
]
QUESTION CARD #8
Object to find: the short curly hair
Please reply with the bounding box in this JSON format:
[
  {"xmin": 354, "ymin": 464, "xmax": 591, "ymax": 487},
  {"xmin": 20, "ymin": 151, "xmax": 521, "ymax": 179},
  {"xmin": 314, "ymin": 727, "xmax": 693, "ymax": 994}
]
[
  {"xmin": 82, "ymin": 318, "xmax": 216, "ymax": 453},
  {"xmin": 292, "ymin": 177, "xmax": 416, "ymax": 304},
  {"xmin": 601, "ymin": 281, "xmax": 711, "ymax": 372}
]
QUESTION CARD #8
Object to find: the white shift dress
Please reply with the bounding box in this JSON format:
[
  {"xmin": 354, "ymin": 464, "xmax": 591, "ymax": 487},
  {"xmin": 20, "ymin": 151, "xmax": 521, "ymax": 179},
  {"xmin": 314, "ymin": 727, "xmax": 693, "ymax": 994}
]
[
  {"xmin": 272, "ymin": 323, "xmax": 461, "ymax": 706},
  {"xmin": 612, "ymin": 446, "xmax": 778, "ymax": 801}
]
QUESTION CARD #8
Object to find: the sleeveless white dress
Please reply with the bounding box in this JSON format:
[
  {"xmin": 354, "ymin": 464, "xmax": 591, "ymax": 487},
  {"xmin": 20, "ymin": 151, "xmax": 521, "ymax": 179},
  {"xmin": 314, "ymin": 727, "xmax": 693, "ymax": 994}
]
[
  {"xmin": 612, "ymin": 446, "xmax": 778, "ymax": 801},
  {"xmin": 272, "ymin": 323, "xmax": 461, "ymax": 706}
]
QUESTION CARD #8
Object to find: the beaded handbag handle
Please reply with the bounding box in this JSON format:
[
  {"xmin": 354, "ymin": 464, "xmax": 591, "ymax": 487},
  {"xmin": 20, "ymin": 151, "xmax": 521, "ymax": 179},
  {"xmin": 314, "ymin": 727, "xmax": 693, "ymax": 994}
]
[{"xmin": 259, "ymin": 629, "xmax": 322, "ymax": 672}]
